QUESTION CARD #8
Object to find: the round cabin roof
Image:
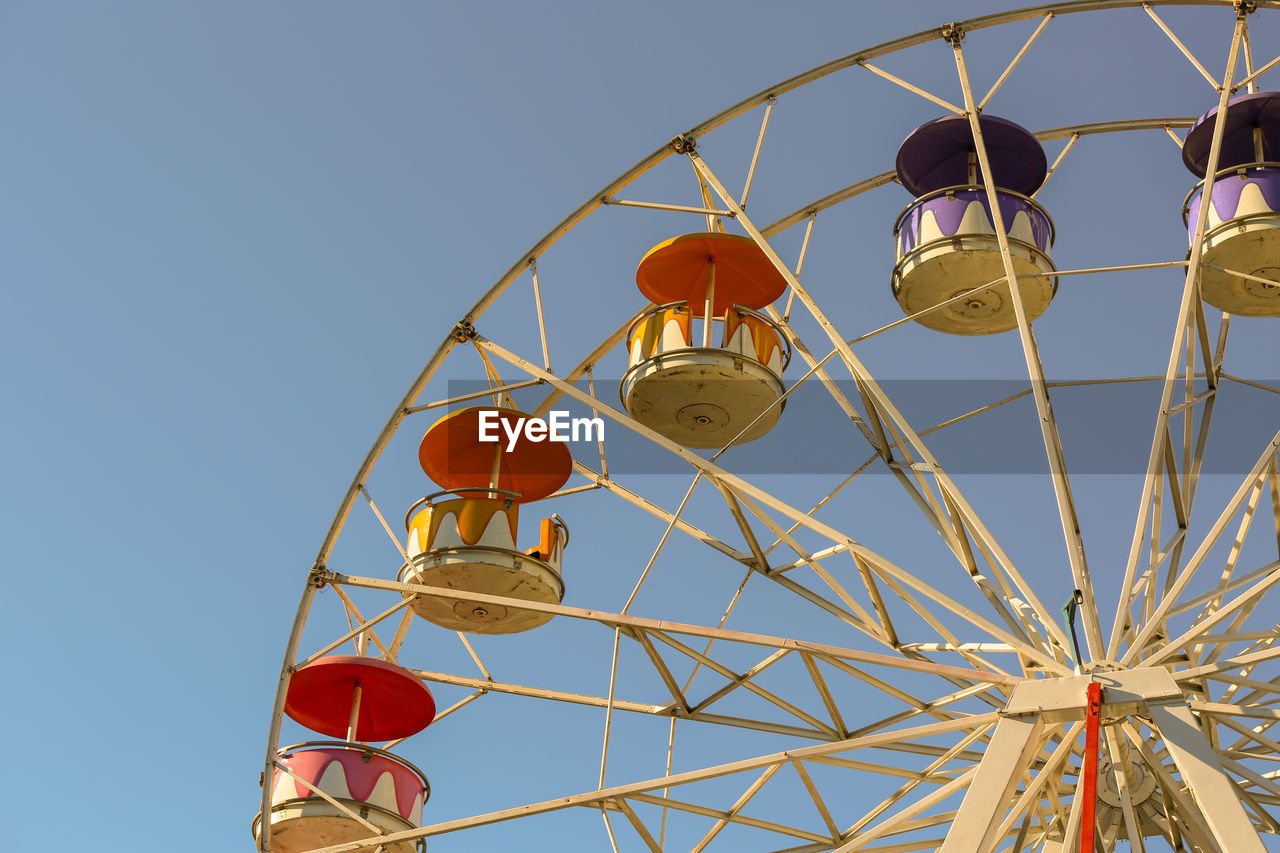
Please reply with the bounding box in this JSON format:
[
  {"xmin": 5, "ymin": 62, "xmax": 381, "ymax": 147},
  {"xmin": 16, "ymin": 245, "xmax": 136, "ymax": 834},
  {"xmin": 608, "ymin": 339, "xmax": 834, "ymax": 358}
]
[
  {"xmin": 285, "ymin": 655, "xmax": 437, "ymax": 741},
  {"xmin": 1182, "ymin": 90, "xmax": 1280, "ymax": 177},
  {"xmin": 895, "ymin": 114, "xmax": 1047, "ymax": 197},
  {"xmin": 418, "ymin": 406, "xmax": 573, "ymax": 503},
  {"xmin": 635, "ymin": 232, "xmax": 788, "ymax": 317}
]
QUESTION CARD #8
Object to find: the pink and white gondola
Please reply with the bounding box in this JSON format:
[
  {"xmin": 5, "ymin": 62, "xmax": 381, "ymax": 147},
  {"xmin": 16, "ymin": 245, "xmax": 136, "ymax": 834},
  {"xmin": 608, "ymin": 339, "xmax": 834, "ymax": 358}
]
[{"xmin": 254, "ymin": 656, "xmax": 436, "ymax": 853}]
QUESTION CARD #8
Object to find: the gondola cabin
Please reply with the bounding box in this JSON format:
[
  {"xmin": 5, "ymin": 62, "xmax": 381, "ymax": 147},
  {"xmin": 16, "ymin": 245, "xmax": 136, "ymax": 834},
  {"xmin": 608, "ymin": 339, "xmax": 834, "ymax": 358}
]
[
  {"xmin": 892, "ymin": 114, "xmax": 1057, "ymax": 334},
  {"xmin": 255, "ymin": 656, "xmax": 436, "ymax": 853},
  {"xmin": 1182, "ymin": 90, "xmax": 1280, "ymax": 316},
  {"xmin": 621, "ymin": 232, "xmax": 791, "ymax": 448},
  {"xmin": 401, "ymin": 406, "xmax": 571, "ymax": 633}
]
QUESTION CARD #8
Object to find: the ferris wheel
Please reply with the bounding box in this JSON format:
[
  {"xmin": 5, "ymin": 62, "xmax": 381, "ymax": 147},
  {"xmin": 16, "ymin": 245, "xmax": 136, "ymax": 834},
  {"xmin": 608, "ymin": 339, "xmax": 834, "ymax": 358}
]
[{"xmin": 253, "ymin": 2, "xmax": 1280, "ymax": 851}]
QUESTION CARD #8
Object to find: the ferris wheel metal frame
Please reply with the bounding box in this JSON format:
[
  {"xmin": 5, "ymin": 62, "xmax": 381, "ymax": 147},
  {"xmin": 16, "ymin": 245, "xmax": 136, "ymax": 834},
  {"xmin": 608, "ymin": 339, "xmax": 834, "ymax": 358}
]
[{"xmin": 256, "ymin": 2, "xmax": 1280, "ymax": 851}]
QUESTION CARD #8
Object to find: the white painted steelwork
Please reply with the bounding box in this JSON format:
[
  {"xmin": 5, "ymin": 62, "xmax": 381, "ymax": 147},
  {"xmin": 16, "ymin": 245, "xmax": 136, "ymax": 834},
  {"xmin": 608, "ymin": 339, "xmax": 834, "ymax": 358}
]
[{"xmin": 259, "ymin": 4, "xmax": 1280, "ymax": 852}]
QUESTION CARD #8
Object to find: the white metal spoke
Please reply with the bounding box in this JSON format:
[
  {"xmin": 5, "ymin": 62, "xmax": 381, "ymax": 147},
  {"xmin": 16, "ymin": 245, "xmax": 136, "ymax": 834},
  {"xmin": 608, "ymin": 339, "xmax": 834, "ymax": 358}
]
[
  {"xmin": 978, "ymin": 12, "xmax": 1054, "ymax": 110},
  {"xmin": 1143, "ymin": 2, "xmax": 1222, "ymax": 89},
  {"xmin": 952, "ymin": 32, "xmax": 1102, "ymax": 661},
  {"xmin": 1144, "ymin": 562, "xmax": 1280, "ymax": 668},
  {"xmin": 856, "ymin": 60, "xmax": 963, "ymax": 114},
  {"xmin": 993, "ymin": 723, "xmax": 1085, "ymax": 849},
  {"xmin": 403, "ymin": 377, "xmax": 543, "ymax": 414},
  {"xmin": 1111, "ymin": 11, "xmax": 1248, "ymax": 661},
  {"xmin": 835, "ymin": 766, "xmax": 977, "ymax": 852},
  {"xmin": 528, "ymin": 259, "xmax": 551, "ymax": 372},
  {"xmin": 298, "ymin": 596, "xmax": 411, "ymax": 666},
  {"xmin": 615, "ymin": 798, "xmax": 662, "ymax": 853},
  {"xmin": 844, "ymin": 723, "xmax": 993, "ymax": 837},
  {"xmin": 600, "ymin": 196, "xmax": 735, "ymax": 217},
  {"xmin": 1235, "ymin": 49, "xmax": 1280, "ymax": 92},
  {"xmin": 1031, "ymin": 131, "xmax": 1077, "ymax": 199},
  {"xmin": 327, "ymin": 584, "xmax": 396, "ymax": 661},
  {"xmin": 335, "ymin": 573, "xmax": 1021, "ymax": 684},
  {"xmin": 570, "ymin": 457, "xmax": 747, "ymax": 561},
  {"xmin": 297, "ymin": 714, "xmax": 1002, "ymax": 853},
  {"xmin": 689, "ymin": 764, "xmax": 782, "ymax": 852},
  {"xmin": 357, "ymin": 484, "xmax": 410, "ymax": 561},
  {"xmin": 1125, "ymin": 431, "xmax": 1280, "ymax": 665},
  {"xmin": 781, "ymin": 211, "xmax": 817, "ymax": 320},
  {"xmin": 740, "ymin": 96, "xmax": 776, "ymax": 209}
]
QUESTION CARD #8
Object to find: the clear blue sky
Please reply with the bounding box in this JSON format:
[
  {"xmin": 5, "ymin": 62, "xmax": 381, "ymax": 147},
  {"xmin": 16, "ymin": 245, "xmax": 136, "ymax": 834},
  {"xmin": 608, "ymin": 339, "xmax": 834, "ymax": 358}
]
[{"xmin": 5, "ymin": 2, "xmax": 1280, "ymax": 851}]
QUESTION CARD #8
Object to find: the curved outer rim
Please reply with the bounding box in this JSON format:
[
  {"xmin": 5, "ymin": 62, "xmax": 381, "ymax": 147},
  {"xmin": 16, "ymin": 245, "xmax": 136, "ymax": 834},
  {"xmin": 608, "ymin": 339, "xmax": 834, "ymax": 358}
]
[{"xmin": 260, "ymin": 3, "xmax": 1276, "ymax": 849}]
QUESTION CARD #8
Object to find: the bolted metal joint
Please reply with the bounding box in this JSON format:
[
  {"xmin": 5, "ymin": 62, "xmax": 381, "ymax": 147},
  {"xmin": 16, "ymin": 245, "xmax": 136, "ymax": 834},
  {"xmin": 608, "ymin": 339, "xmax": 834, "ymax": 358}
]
[
  {"xmin": 670, "ymin": 134, "xmax": 698, "ymax": 154},
  {"xmin": 452, "ymin": 319, "xmax": 477, "ymax": 341},
  {"xmin": 308, "ymin": 563, "xmax": 330, "ymax": 588},
  {"xmin": 941, "ymin": 23, "xmax": 965, "ymax": 44}
]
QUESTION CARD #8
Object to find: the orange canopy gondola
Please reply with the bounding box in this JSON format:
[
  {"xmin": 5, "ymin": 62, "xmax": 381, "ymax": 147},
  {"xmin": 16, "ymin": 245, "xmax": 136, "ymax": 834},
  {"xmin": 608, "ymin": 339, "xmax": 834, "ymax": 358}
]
[
  {"xmin": 636, "ymin": 232, "xmax": 788, "ymax": 317},
  {"xmin": 418, "ymin": 406, "xmax": 572, "ymax": 503},
  {"xmin": 285, "ymin": 655, "xmax": 437, "ymax": 741}
]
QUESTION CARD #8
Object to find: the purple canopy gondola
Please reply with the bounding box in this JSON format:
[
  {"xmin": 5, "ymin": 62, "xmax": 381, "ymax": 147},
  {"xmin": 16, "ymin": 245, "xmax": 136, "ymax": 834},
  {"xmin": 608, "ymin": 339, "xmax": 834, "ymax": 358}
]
[
  {"xmin": 1181, "ymin": 91, "xmax": 1280, "ymax": 317},
  {"xmin": 896, "ymin": 114, "xmax": 1047, "ymax": 196},
  {"xmin": 889, "ymin": 113, "xmax": 1057, "ymax": 335}
]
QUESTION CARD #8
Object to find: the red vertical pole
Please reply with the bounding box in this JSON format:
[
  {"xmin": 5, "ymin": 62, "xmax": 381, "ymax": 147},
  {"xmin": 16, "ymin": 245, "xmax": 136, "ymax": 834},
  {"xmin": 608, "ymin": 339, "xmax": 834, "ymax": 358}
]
[{"xmin": 1079, "ymin": 681, "xmax": 1102, "ymax": 853}]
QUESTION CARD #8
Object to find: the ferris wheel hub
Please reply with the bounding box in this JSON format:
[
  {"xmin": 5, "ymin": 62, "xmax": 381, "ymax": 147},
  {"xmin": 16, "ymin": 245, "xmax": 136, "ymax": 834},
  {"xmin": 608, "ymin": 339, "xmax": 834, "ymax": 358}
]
[
  {"xmin": 1097, "ymin": 755, "xmax": 1158, "ymax": 808},
  {"xmin": 1081, "ymin": 659, "xmax": 1124, "ymax": 674},
  {"xmin": 945, "ymin": 667, "xmax": 1266, "ymax": 849}
]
